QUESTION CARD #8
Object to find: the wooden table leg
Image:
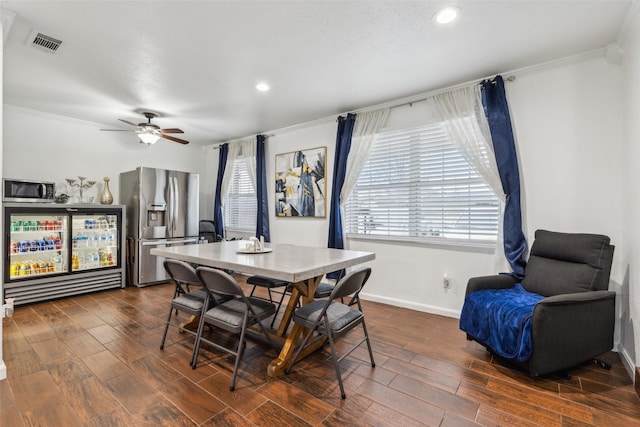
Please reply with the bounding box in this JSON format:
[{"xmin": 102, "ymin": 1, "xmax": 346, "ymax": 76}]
[
  {"xmin": 180, "ymin": 315, "xmax": 199, "ymax": 332},
  {"xmin": 268, "ymin": 276, "xmax": 322, "ymax": 376}
]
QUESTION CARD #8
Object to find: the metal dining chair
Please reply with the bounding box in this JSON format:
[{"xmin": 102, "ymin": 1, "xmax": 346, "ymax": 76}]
[
  {"xmin": 285, "ymin": 267, "xmax": 375, "ymax": 399},
  {"xmin": 192, "ymin": 266, "xmax": 278, "ymax": 391},
  {"xmin": 160, "ymin": 259, "xmax": 209, "ymax": 350},
  {"xmin": 247, "ymin": 275, "xmax": 290, "ymax": 328}
]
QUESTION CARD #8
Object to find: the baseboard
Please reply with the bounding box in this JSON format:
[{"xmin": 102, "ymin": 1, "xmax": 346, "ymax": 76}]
[
  {"xmin": 360, "ymin": 292, "xmax": 461, "ymax": 319},
  {"xmin": 618, "ymin": 346, "xmax": 636, "ymax": 380}
]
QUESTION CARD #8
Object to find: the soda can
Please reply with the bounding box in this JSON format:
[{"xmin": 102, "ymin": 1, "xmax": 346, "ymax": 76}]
[
  {"xmin": 37, "ymin": 240, "xmax": 46, "ymax": 251},
  {"xmin": 10, "ymin": 241, "xmax": 18, "ymax": 253},
  {"xmin": 46, "ymin": 239, "xmax": 55, "ymax": 250},
  {"xmin": 19, "ymin": 241, "xmax": 29, "ymax": 253},
  {"xmin": 29, "ymin": 240, "xmax": 38, "ymax": 252},
  {"xmin": 19, "ymin": 263, "xmax": 29, "ymax": 276},
  {"xmin": 9, "ymin": 262, "xmax": 18, "ymax": 277}
]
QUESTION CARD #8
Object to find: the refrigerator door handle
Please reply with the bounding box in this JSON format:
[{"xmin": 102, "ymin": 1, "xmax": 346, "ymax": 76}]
[
  {"xmin": 172, "ymin": 176, "xmax": 179, "ymax": 232},
  {"xmin": 168, "ymin": 176, "xmax": 175, "ymax": 234}
]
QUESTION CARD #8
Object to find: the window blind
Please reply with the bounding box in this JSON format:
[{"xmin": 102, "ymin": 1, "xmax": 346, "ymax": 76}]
[
  {"xmin": 344, "ymin": 123, "xmax": 500, "ymax": 244},
  {"xmin": 224, "ymin": 157, "xmax": 257, "ymax": 233}
]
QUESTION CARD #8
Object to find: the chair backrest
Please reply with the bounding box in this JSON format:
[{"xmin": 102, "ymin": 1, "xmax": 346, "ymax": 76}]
[
  {"xmin": 521, "ymin": 229, "xmax": 614, "ymax": 297},
  {"xmin": 195, "ymin": 266, "xmax": 244, "ymax": 299},
  {"xmin": 163, "ymin": 259, "xmax": 201, "ymax": 287},
  {"xmin": 199, "ymin": 220, "xmax": 220, "ymax": 242},
  {"xmin": 330, "ymin": 267, "xmax": 372, "ymax": 301}
]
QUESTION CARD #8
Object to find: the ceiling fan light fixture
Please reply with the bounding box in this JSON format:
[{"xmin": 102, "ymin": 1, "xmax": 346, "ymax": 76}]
[{"xmin": 138, "ymin": 132, "xmax": 160, "ymax": 145}]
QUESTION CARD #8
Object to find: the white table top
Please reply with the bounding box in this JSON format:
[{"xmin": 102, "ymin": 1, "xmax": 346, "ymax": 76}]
[{"xmin": 151, "ymin": 240, "xmax": 375, "ymax": 283}]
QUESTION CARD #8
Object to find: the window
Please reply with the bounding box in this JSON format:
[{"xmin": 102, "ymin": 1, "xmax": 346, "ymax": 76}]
[
  {"xmin": 344, "ymin": 123, "xmax": 500, "ymax": 245},
  {"xmin": 223, "ymin": 157, "xmax": 256, "ymax": 234}
]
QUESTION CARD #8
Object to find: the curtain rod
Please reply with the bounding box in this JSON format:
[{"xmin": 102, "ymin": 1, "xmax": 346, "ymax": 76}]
[
  {"xmin": 208, "ymin": 47, "xmax": 605, "ymax": 149},
  {"xmin": 209, "ymin": 75, "xmax": 513, "ymax": 149},
  {"xmin": 211, "ymin": 134, "xmax": 275, "ymax": 149},
  {"xmin": 351, "ymin": 75, "xmax": 517, "ymax": 115}
]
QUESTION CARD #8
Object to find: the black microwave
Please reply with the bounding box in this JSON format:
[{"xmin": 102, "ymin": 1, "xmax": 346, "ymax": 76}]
[{"xmin": 3, "ymin": 179, "xmax": 55, "ymax": 203}]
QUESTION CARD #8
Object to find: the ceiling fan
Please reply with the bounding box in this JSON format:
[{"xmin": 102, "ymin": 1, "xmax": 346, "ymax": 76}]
[{"xmin": 101, "ymin": 112, "xmax": 189, "ymax": 145}]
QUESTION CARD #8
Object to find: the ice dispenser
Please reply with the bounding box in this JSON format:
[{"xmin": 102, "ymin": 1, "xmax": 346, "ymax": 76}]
[{"xmin": 146, "ymin": 202, "xmax": 166, "ymax": 227}]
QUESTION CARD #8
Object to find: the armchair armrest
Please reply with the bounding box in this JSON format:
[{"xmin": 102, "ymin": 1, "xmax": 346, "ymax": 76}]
[
  {"xmin": 528, "ymin": 290, "xmax": 615, "ymax": 376},
  {"xmin": 538, "ymin": 290, "xmax": 615, "ymax": 306},
  {"xmin": 466, "ymin": 274, "xmax": 517, "ymax": 296}
]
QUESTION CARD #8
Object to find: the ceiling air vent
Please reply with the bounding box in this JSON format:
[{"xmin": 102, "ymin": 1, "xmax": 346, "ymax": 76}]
[{"xmin": 27, "ymin": 30, "xmax": 62, "ymax": 54}]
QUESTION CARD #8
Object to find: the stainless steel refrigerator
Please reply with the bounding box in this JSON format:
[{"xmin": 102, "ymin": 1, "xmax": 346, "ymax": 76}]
[{"xmin": 120, "ymin": 167, "xmax": 199, "ymax": 287}]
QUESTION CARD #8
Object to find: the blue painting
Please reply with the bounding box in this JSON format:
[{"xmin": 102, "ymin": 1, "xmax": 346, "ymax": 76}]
[{"xmin": 275, "ymin": 147, "xmax": 326, "ymax": 217}]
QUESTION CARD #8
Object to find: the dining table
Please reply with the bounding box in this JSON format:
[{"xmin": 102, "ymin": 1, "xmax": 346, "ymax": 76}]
[{"xmin": 151, "ymin": 240, "xmax": 375, "ymax": 376}]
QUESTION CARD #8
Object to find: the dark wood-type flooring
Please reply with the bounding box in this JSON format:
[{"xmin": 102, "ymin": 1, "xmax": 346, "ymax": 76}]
[{"xmin": 1, "ymin": 277, "xmax": 639, "ymax": 426}]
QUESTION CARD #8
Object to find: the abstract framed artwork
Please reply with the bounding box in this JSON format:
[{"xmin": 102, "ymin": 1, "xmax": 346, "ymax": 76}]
[{"xmin": 275, "ymin": 146, "xmax": 327, "ymax": 217}]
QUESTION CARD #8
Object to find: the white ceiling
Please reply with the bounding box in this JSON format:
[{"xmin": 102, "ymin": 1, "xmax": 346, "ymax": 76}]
[{"xmin": 1, "ymin": 0, "xmax": 633, "ymax": 147}]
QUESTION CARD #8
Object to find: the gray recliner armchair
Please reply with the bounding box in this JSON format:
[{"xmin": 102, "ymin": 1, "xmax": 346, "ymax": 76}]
[{"xmin": 460, "ymin": 229, "xmax": 615, "ymax": 377}]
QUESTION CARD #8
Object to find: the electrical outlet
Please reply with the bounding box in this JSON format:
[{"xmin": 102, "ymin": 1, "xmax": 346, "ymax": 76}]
[{"xmin": 443, "ymin": 273, "xmax": 450, "ymax": 288}]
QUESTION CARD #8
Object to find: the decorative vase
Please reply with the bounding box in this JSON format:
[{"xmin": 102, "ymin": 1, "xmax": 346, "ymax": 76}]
[{"xmin": 100, "ymin": 177, "xmax": 113, "ymax": 205}]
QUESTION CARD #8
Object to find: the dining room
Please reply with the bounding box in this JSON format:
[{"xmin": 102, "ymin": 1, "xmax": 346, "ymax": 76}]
[{"xmin": 2, "ymin": 1, "xmax": 640, "ymax": 425}]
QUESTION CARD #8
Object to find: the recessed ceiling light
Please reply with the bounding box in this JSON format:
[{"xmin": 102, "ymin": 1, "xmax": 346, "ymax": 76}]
[
  {"xmin": 256, "ymin": 82, "xmax": 270, "ymax": 92},
  {"xmin": 434, "ymin": 6, "xmax": 461, "ymax": 24}
]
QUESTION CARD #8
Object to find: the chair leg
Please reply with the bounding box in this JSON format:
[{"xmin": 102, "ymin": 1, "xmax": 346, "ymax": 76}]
[
  {"xmin": 361, "ymin": 319, "xmax": 376, "ymax": 368},
  {"xmin": 325, "ymin": 328, "xmax": 346, "ymax": 399},
  {"xmin": 190, "ymin": 309, "xmax": 209, "ymax": 369},
  {"xmin": 270, "ymin": 287, "xmax": 289, "ymax": 329},
  {"xmin": 230, "ymin": 314, "xmax": 250, "ymax": 391},
  {"xmin": 160, "ymin": 305, "xmax": 174, "ymax": 350}
]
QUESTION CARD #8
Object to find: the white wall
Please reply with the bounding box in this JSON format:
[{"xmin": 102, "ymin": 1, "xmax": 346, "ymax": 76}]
[
  {"xmin": 205, "ymin": 54, "xmax": 624, "ymax": 321},
  {"xmin": 621, "ymin": 7, "xmax": 640, "ymax": 377},
  {"xmin": 3, "ymin": 106, "xmax": 211, "ymax": 218}
]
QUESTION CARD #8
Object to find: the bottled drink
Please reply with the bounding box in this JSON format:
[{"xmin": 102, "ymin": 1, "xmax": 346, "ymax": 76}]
[
  {"xmin": 52, "ymin": 254, "xmax": 63, "ymax": 272},
  {"xmin": 72, "ymin": 252, "xmax": 79, "ymax": 270}
]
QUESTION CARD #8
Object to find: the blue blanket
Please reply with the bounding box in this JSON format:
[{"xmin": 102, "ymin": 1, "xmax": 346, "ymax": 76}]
[{"xmin": 459, "ymin": 284, "xmax": 544, "ymax": 362}]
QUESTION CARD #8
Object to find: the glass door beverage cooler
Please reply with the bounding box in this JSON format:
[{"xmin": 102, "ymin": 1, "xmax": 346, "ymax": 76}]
[{"xmin": 4, "ymin": 203, "xmax": 125, "ymax": 305}]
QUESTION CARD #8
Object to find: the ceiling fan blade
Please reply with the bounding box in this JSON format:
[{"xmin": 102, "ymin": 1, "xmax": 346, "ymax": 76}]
[
  {"xmin": 118, "ymin": 119, "xmax": 139, "ymax": 127},
  {"xmin": 160, "ymin": 128, "xmax": 184, "ymax": 134},
  {"xmin": 161, "ymin": 134, "xmax": 190, "ymax": 145}
]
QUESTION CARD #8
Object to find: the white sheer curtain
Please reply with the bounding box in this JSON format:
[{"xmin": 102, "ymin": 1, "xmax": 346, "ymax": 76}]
[
  {"xmin": 340, "ymin": 108, "xmax": 390, "ymax": 203},
  {"xmin": 240, "ymin": 138, "xmax": 257, "ymax": 192},
  {"xmin": 432, "ymin": 84, "xmax": 508, "ymax": 270},
  {"xmin": 431, "ymin": 85, "xmax": 505, "ymax": 201},
  {"xmin": 220, "ymin": 137, "xmax": 256, "ymax": 205}
]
